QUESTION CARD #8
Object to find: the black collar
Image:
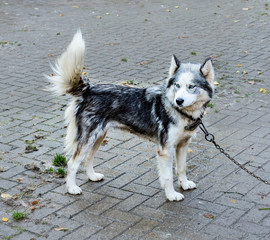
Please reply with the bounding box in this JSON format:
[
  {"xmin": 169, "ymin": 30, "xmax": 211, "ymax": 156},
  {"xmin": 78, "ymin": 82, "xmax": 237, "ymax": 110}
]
[
  {"xmin": 178, "ymin": 109, "xmax": 203, "ymax": 131},
  {"xmin": 171, "ymin": 101, "xmax": 210, "ymax": 131}
]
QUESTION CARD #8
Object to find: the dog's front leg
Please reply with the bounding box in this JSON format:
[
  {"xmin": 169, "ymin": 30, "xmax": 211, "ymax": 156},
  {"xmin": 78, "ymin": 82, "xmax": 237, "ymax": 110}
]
[
  {"xmin": 157, "ymin": 146, "xmax": 184, "ymax": 201},
  {"xmin": 176, "ymin": 142, "xmax": 196, "ymax": 190}
]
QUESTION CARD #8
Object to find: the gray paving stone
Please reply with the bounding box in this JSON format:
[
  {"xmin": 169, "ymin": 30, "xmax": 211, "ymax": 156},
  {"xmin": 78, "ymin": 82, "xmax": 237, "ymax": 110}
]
[{"xmin": 1, "ymin": 0, "xmax": 270, "ymax": 239}]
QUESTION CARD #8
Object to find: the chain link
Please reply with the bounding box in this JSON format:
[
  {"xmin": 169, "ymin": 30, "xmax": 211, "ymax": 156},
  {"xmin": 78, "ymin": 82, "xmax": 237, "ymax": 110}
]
[{"xmin": 199, "ymin": 123, "xmax": 270, "ymax": 186}]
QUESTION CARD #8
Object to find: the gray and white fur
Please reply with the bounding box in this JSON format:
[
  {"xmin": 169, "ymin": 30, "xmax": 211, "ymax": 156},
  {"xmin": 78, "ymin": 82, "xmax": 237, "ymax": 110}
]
[{"xmin": 47, "ymin": 30, "xmax": 215, "ymax": 201}]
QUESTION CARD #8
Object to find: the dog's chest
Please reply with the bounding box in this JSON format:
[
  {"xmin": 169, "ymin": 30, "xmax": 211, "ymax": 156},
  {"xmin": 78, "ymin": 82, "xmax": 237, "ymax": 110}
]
[{"xmin": 168, "ymin": 122, "xmax": 195, "ymax": 146}]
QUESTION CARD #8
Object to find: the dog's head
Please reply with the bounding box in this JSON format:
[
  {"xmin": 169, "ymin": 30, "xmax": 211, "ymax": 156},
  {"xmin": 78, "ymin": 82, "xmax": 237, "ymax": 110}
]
[{"xmin": 166, "ymin": 55, "xmax": 214, "ymax": 110}]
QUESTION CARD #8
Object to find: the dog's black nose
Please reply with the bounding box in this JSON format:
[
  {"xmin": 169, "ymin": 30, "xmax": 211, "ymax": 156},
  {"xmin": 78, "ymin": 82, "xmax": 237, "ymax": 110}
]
[{"xmin": 176, "ymin": 98, "xmax": 184, "ymax": 106}]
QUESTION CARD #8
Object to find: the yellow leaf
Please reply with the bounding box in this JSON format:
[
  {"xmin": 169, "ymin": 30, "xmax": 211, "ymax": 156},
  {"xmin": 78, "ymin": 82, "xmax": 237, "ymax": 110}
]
[
  {"xmin": 236, "ymin": 70, "xmax": 240, "ymax": 73},
  {"xmin": 58, "ymin": 14, "xmax": 63, "ymax": 17},
  {"xmin": 1, "ymin": 193, "xmax": 12, "ymax": 199},
  {"xmin": 229, "ymin": 199, "xmax": 237, "ymax": 203},
  {"xmin": 72, "ymin": 6, "xmax": 80, "ymax": 8},
  {"xmin": 175, "ymin": 6, "xmax": 179, "ymax": 9},
  {"xmin": 106, "ymin": 13, "xmax": 110, "ymax": 15},
  {"xmin": 257, "ymin": 71, "xmax": 262, "ymax": 75},
  {"xmin": 81, "ymin": 72, "xmax": 87, "ymax": 75},
  {"xmin": 260, "ymin": 88, "xmax": 266, "ymax": 94},
  {"xmin": 242, "ymin": 71, "xmax": 248, "ymax": 74},
  {"xmin": 214, "ymin": 81, "xmax": 219, "ymax": 85},
  {"xmin": 203, "ymin": 214, "xmax": 214, "ymax": 219},
  {"xmin": 2, "ymin": 217, "xmax": 8, "ymax": 222},
  {"xmin": 243, "ymin": 50, "xmax": 248, "ymax": 54},
  {"xmin": 236, "ymin": 64, "xmax": 242, "ymax": 67},
  {"xmin": 188, "ymin": 149, "xmax": 193, "ymax": 153}
]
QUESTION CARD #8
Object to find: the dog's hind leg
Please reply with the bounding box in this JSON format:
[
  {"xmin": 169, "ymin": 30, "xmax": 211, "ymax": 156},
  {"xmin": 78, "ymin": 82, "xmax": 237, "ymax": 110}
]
[
  {"xmin": 157, "ymin": 146, "xmax": 184, "ymax": 201},
  {"xmin": 85, "ymin": 132, "xmax": 106, "ymax": 182},
  {"xmin": 176, "ymin": 142, "xmax": 196, "ymax": 190},
  {"xmin": 66, "ymin": 143, "xmax": 93, "ymax": 195}
]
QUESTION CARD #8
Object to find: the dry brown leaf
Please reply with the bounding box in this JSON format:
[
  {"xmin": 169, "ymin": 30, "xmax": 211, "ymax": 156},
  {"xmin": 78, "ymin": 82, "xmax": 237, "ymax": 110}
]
[
  {"xmin": 16, "ymin": 178, "xmax": 23, "ymax": 182},
  {"xmin": 32, "ymin": 200, "xmax": 39, "ymax": 205},
  {"xmin": 140, "ymin": 61, "xmax": 148, "ymax": 66}
]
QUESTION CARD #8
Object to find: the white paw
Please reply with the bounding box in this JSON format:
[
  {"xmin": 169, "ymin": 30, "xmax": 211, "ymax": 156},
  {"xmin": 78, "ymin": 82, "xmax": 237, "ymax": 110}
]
[
  {"xmin": 166, "ymin": 191, "xmax": 184, "ymax": 201},
  {"xmin": 67, "ymin": 185, "xmax": 82, "ymax": 195},
  {"xmin": 179, "ymin": 180, "xmax": 196, "ymax": 190},
  {"xmin": 88, "ymin": 173, "xmax": 104, "ymax": 182}
]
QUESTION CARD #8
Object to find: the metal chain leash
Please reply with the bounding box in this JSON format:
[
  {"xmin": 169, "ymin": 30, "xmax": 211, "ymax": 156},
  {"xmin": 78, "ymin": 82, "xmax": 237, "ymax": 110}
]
[{"xmin": 199, "ymin": 122, "xmax": 270, "ymax": 186}]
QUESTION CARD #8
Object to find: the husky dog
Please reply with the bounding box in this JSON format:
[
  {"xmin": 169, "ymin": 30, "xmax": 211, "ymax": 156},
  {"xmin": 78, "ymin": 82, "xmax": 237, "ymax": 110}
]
[{"xmin": 48, "ymin": 30, "xmax": 214, "ymax": 201}]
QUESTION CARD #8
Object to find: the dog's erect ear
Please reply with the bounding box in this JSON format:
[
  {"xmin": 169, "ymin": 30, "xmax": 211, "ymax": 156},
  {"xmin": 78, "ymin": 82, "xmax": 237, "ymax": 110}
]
[
  {"xmin": 169, "ymin": 55, "xmax": 181, "ymax": 77},
  {"xmin": 200, "ymin": 57, "xmax": 214, "ymax": 84}
]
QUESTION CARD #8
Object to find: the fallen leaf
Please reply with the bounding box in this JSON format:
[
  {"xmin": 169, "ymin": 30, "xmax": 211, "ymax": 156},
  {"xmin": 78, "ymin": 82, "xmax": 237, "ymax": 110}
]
[
  {"xmin": 54, "ymin": 227, "xmax": 68, "ymax": 232},
  {"xmin": 106, "ymin": 13, "xmax": 110, "ymax": 15},
  {"xmin": 236, "ymin": 70, "xmax": 240, "ymax": 73},
  {"xmin": 236, "ymin": 64, "xmax": 242, "ymax": 67},
  {"xmin": 102, "ymin": 139, "xmax": 108, "ymax": 145},
  {"xmin": 166, "ymin": 9, "xmax": 171, "ymax": 12},
  {"xmin": 257, "ymin": 71, "xmax": 262, "ymax": 75},
  {"xmin": 175, "ymin": 6, "xmax": 179, "ymax": 9},
  {"xmin": 248, "ymin": 81, "xmax": 255, "ymax": 85},
  {"xmin": 16, "ymin": 178, "xmax": 23, "ymax": 182},
  {"xmin": 243, "ymin": 50, "xmax": 248, "ymax": 54},
  {"xmin": 2, "ymin": 217, "xmax": 8, "ymax": 222},
  {"xmin": 203, "ymin": 213, "xmax": 214, "ymax": 219},
  {"xmin": 242, "ymin": 7, "xmax": 250, "ymax": 10},
  {"xmin": 242, "ymin": 71, "xmax": 248, "ymax": 74},
  {"xmin": 72, "ymin": 6, "xmax": 80, "ymax": 8},
  {"xmin": 81, "ymin": 72, "xmax": 87, "ymax": 75},
  {"xmin": 214, "ymin": 81, "xmax": 219, "ymax": 85},
  {"xmin": 188, "ymin": 149, "xmax": 193, "ymax": 153},
  {"xmin": 140, "ymin": 61, "xmax": 148, "ymax": 66},
  {"xmin": 97, "ymin": 16, "xmax": 102, "ymax": 19},
  {"xmin": 32, "ymin": 200, "xmax": 39, "ymax": 205},
  {"xmin": 229, "ymin": 199, "xmax": 237, "ymax": 203},
  {"xmin": 58, "ymin": 14, "xmax": 63, "ymax": 17},
  {"xmin": 260, "ymin": 88, "xmax": 266, "ymax": 94},
  {"xmin": 1, "ymin": 193, "xmax": 12, "ymax": 199},
  {"xmin": 48, "ymin": 53, "xmax": 53, "ymax": 57}
]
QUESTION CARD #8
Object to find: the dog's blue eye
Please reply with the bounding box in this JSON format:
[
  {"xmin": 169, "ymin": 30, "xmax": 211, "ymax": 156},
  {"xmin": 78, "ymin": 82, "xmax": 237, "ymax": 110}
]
[
  {"xmin": 189, "ymin": 85, "xmax": 196, "ymax": 89},
  {"xmin": 175, "ymin": 83, "xmax": 180, "ymax": 88}
]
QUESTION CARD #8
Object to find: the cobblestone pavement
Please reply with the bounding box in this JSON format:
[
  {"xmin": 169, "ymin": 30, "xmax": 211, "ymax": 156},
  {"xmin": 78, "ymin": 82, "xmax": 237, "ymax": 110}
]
[{"xmin": 1, "ymin": 0, "xmax": 270, "ymax": 239}]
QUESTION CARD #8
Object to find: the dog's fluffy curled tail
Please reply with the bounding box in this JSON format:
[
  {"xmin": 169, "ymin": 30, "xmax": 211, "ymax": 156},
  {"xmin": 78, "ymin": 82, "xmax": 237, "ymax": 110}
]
[{"xmin": 48, "ymin": 29, "xmax": 85, "ymax": 96}]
